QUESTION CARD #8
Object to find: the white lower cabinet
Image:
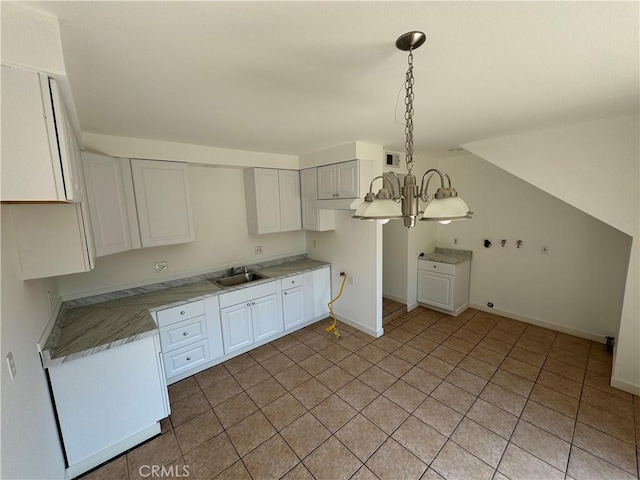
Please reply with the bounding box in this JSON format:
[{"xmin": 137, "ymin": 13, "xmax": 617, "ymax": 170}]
[
  {"xmin": 282, "ymin": 286, "xmax": 305, "ymax": 329},
  {"xmin": 221, "ymin": 292, "xmax": 281, "ymax": 354},
  {"xmin": 156, "ymin": 297, "xmax": 224, "ymax": 384},
  {"xmin": 47, "ymin": 334, "xmax": 169, "ymax": 479},
  {"xmin": 417, "ymin": 259, "xmax": 471, "ymax": 316}
]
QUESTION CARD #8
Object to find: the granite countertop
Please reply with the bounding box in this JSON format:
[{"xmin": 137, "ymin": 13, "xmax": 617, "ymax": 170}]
[
  {"xmin": 420, "ymin": 247, "xmax": 473, "ymax": 264},
  {"xmin": 42, "ymin": 256, "xmax": 330, "ymax": 367}
]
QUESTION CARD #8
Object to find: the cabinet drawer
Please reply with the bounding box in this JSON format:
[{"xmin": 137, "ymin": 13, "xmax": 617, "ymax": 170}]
[
  {"xmin": 163, "ymin": 340, "xmax": 210, "ymax": 380},
  {"xmin": 281, "ymin": 274, "xmax": 304, "ymax": 290},
  {"xmin": 418, "ymin": 260, "xmax": 456, "ymax": 275},
  {"xmin": 159, "ymin": 315, "xmax": 207, "ymax": 353},
  {"xmin": 157, "ymin": 301, "xmax": 205, "ymax": 327}
]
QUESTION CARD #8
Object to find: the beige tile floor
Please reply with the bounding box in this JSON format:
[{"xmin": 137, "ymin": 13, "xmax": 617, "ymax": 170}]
[{"xmin": 82, "ymin": 307, "xmax": 640, "ymax": 480}]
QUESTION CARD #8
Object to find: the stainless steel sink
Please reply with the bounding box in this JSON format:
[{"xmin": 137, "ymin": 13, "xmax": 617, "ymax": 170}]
[{"xmin": 211, "ymin": 272, "xmax": 266, "ymax": 288}]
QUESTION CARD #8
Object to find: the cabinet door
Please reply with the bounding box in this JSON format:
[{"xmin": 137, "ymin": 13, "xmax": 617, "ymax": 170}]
[
  {"xmin": 301, "ymin": 168, "xmax": 319, "ymax": 230},
  {"xmin": 317, "ymin": 164, "xmax": 337, "ymax": 199},
  {"xmin": 251, "ymin": 294, "xmax": 281, "ymax": 342},
  {"xmin": 254, "ymin": 169, "xmax": 282, "ymax": 234},
  {"xmin": 131, "ymin": 159, "xmax": 195, "ymax": 247},
  {"xmin": 220, "ymin": 303, "xmax": 253, "ymax": 354},
  {"xmin": 278, "ymin": 170, "xmax": 302, "ymax": 232},
  {"xmin": 283, "ymin": 286, "xmax": 305, "ymax": 329},
  {"xmin": 418, "ymin": 270, "xmax": 454, "ymax": 310},
  {"xmin": 83, "ymin": 153, "xmax": 139, "ymax": 257},
  {"xmin": 336, "ymin": 160, "xmax": 359, "ymax": 198}
]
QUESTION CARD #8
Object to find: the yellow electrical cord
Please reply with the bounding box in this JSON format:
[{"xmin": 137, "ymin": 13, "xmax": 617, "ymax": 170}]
[{"xmin": 326, "ymin": 273, "xmax": 347, "ymax": 338}]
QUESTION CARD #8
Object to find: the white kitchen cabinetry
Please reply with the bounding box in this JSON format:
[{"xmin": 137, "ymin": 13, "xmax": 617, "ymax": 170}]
[
  {"xmin": 300, "ymin": 168, "xmax": 335, "ymax": 231},
  {"xmin": 417, "ymin": 259, "xmax": 470, "ymax": 316},
  {"xmin": 244, "ymin": 168, "xmax": 301, "ymax": 235},
  {"xmin": 47, "ymin": 334, "xmax": 169, "ymax": 479},
  {"xmin": 156, "ymin": 297, "xmax": 224, "ymax": 385},
  {"xmin": 82, "ymin": 153, "xmax": 141, "ymax": 257},
  {"xmin": 281, "ymin": 275, "xmax": 305, "ymax": 329},
  {"xmin": 83, "ymin": 153, "xmax": 195, "ymax": 255},
  {"xmin": 1, "ymin": 65, "xmax": 83, "ymax": 202},
  {"xmin": 131, "ymin": 159, "xmax": 195, "ymax": 247},
  {"xmin": 219, "ymin": 281, "xmax": 282, "ymax": 354},
  {"xmin": 317, "ymin": 160, "xmax": 358, "ymax": 199}
]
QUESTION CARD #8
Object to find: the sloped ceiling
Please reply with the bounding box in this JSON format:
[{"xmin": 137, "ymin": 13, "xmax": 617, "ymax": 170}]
[{"xmin": 24, "ymin": 1, "xmax": 639, "ymax": 158}]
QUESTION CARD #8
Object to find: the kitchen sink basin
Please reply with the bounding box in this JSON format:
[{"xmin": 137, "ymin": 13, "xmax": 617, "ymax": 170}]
[{"xmin": 211, "ymin": 272, "xmax": 266, "ymax": 288}]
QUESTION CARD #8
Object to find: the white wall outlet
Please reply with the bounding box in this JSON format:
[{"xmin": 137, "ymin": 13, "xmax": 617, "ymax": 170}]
[
  {"xmin": 312, "ymin": 240, "xmax": 317, "ymax": 248},
  {"xmin": 541, "ymin": 246, "xmax": 550, "ymax": 254},
  {"xmin": 453, "ymin": 238, "xmax": 458, "ymax": 245},
  {"xmin": 348, "ymin": 276, "xmax": 354, "ymax": 286},
  {"xmin": 155, "ymin": 261, "xmax": 168, "ymax": 273},
  {"xmin": 255, "ymin": 246, "xmax": 263, "ymax": 255},
  {"xmin": 6, "ymin": 352, "xmax": 16, "ymax": 381}
]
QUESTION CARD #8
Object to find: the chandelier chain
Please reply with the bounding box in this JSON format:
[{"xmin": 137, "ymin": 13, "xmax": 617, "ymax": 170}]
[{"xmin": 404, "ymin": 48, "xmax": 415, "ymax": 174}]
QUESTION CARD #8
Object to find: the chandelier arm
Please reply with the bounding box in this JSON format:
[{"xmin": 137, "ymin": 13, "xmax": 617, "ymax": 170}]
[
  {"xmin": 418, "ymin": 168, "xmax": 446, "ymax": 198},
  {"xmin": 382, "ymin": 171, "xmax": 402, "ymax": 199}
]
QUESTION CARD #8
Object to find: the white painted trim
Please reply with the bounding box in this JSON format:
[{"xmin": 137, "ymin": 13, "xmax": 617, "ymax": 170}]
[
  {"xmin": 65, "ymin": 423, "xmax": 160, "ymax": 480},
  {"xmin": 469, "ymin": 303, "xmax": 606, "ymax": 343},
  {"xmin": 610, "ymin": 376, "xmax": 640, "ymax": 396},
  {"xmin": 417, "ymin": 302, "xmax": 469, "ymax": 318},
  {"xmin": 406, "ymin": 302, "xmax": 419, "ymax": 312},
  {"xmin": 383, "ymin": 294, "xmax": 406, "ymax": 304},
  {"xmin": 37, "ymin": 296, "xmax": 63, "ymax": 355},
  {"xmin": 335, "ymin": 313, "xmax": 383, "ymax": 338}
]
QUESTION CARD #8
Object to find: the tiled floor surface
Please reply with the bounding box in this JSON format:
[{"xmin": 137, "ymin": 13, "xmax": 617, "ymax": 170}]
[
  {"xmin": 382, "ymin": 299, "xmax": 406, "ymax": 325},
  {"xmin": 83, "ymin": 307, "xmax": 640, "ymax": 480}
]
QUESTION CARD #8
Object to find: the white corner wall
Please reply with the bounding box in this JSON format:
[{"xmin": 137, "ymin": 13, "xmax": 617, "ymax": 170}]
[
  {"xmin": 56, "ymin": 166, "xmax": 306, "ymax": 298},
  {"xmin": 306, "ymin": 212, "xmax": 382, "ymax": 337},
  {"xmin": 383, "ymin": 221, "xmax": 408, "ymax": 303},
  {"xmin": 1, "ymin": 207, "xmax": 66, "ymax": 479},
  {"xmin": 462, "ymin": 115, "xmax": 639, "ymax": 393},
  {"xmin": 435, "ymin": 154, "xmax": 631, "ymax": 341}
]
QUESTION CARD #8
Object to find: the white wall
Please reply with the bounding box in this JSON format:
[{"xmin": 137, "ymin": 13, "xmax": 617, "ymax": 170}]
[
  {"xmin": 435, "ymin": 153, "xmax": 631, "ymax": 340},
  {"xmin": 383, "ymin": 220, "xmax": 408, "ymax": 303},
  {"xmin": 306, "ymin": 212, "xmax": 382, "ymax": 337},
  {"xmin": 56, "ymin": 165, "xmax": 306, "ymax": 298},
  {"xmin": 84, "ymin": 133, "xmax": 298, "ymax": 170},
  {"xmin": 1, "ymin": 207, "xmax": 66, "ymax": 479},
  {"xmin": 463, "ymin": 116, "xmax": 639, "ymax": 393}
]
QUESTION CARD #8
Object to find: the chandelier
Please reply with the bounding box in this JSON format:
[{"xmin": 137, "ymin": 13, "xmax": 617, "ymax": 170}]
[{"xmin": 354, "ymin": 31, "xmax": 472, "ymax": 228}]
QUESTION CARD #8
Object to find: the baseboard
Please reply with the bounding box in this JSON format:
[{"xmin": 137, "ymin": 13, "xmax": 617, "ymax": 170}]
[
  {"xmin": 65, "ymin": 423, "xmax": 160, "ymax": 479},
  {"xmin": 610, "ymin": 377, "xmax": 640, "ymax": 396},
  {"xmin": 469, "ymin": 303, "xmax": 607, "ymax": 343},
  {"xmin": 382, "ymin": 293, "xmax": 407, "ymax": 304},
  {"xmin": 335, "ymin": 313, "xmax": 383, "ymax": 338},
  {"xmin": 406, "ymin": 302, "xmax": 419, "ymax": 312}
]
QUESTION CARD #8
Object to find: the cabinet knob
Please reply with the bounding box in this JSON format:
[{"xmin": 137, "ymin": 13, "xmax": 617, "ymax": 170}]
[
  {"xmin": 291, "ymin": 280, "xmax": 295, "ymax": 284},
  {"xmin": 252, "ymin": 302, "xmax": 255, "ymax": 305},
  {"xmin": 186, "ymin": 356, "xmax": 191, "ymax": 361},
  {"xmin": 433, "ymin": 265, "xmax": 437, "ymax": 268},
  {"xmin": 183, "ymin": 331, "xmax": 188, "ymax": 336},
  {"xmin": 180, "ymin": 311, "xmax": 186, "ymax": 315},
  {"xmin": 284, "ymin": 292, "xmax": 288, "ymax": 295},
  {"xmin": 247, "ymin": 303, "xmax": 251, "ymax": 306}
]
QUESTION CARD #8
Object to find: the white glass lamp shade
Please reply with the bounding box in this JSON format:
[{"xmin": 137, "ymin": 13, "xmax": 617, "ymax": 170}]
[
  {"xmin": 421, "ymin": 196, "xmax": 471, "ymax": 222},
  {"xmin": 352, "ymin": 200, "xmax": 371, "ymax": 219},
  {"xmin": 361, "ymin": 198, "xmax": 403, "ymax": 220}
]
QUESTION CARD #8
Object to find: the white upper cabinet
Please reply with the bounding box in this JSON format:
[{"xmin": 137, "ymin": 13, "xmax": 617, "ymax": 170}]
[
  {"xmin": 130, "ymin": 159, "xmax": 195, "ymax": 247},
  {"xmin": 1, "ymin": 65, "xmax": 82, "ymax": 202},
  {"xmin": 83, "ymin": 153, "xmax": 141, "ymax": 257},
  {"xmin": 300, "ymin": 168, "xmax": 335, "ymax": 231},
  {"xmin": 317, "ymin": 160, "xmax": 359, "ymax": 200},
  {"xmin": 244, "ymin": 168, "xmax": 301, "ymax": 235},
  {"xmin": 278, "ymin": 170, "xmax": 302, "ymax": 232},
  {"xmin": 83, "ymin": 154, "xmax": 195, "ymax": 255}
]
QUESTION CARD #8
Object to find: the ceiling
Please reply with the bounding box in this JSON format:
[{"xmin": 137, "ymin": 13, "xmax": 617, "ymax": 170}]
[{"xmin": 25, "ymin": 1, "xmax": 639, "ymax": 159}]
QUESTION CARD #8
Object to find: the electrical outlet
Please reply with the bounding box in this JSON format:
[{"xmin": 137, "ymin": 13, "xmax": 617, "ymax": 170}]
[
  {"xmin": 541, "ymin": 246, "xmax": 550, "ymax": 254},
  {"xmin": 453, "ymin": 238, "xmax": 458, "ymax": 245},
  {"xmin": 155, "ymin": 261, "xmax": 168, "ymax": 273},
  {"xmin": 312, "ymin": 240, "xmax": 317, "ymax": 248},
  {"xmin": 6, "ymin": 352, "xmax": 16, "ymax": 381},
  {"xmin": 348, "ymin": 276, "xmax": 354, "ymax": 285},
  {"xmin": 255, "ymin": 246, "xmax": 263, "ymax": 255}
]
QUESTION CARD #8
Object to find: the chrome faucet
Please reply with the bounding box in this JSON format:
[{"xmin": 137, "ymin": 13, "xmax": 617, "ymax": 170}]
[{"xmin": 230, "ymin": 265, "xmax": 248, "ymax": 275}]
